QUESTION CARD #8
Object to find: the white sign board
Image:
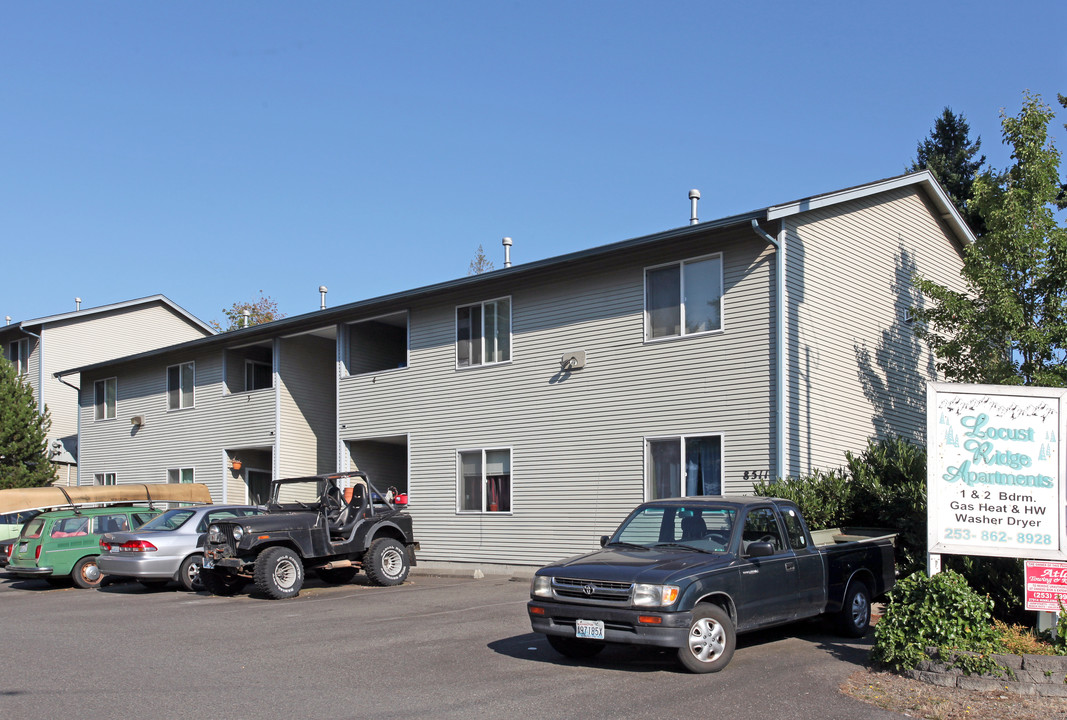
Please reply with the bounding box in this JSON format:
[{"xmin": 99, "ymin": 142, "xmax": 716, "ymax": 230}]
[{"xmin": 927, "ymin": 383, "xmax": 1067, "ymax": 561}]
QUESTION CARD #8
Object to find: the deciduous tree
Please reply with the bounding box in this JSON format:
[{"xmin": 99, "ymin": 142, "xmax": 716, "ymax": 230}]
[
  {"xmin": 915, "ymin": 92, "xmax": 1067, "ymax": 387},
  {"xmin": 210, "ymin": 292, "xmax": 286, "ymax": 332}
]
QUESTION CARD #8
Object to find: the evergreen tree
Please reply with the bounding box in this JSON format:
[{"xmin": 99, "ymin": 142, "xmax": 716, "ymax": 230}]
[
  {"xmin": 910, "ymin": 107, "xmax": 986, "ymax": 234},
  {"xmin": 0, "ymin": 359, "xmax": 56, "ymax": 489},
  {"xmin": 915, "ymin": 92, "xmax": 1067, "ymax": 387}
]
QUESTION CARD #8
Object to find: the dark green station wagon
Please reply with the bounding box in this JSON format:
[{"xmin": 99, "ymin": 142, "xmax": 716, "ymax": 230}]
[{"xmin": 8, "ymin": 506, "xmax": 160, "ymax": 588}]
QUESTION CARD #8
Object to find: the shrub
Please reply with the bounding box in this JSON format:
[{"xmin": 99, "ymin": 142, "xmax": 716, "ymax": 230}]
[{"xmin": 872, "ymin": 570, "xmax": 1001, "ymax": 674}]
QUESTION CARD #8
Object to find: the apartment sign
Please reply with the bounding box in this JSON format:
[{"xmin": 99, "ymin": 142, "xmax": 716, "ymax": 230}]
[{"xmin": 927, "ymin": 383, "xmax": 1067, "ymax": 561}]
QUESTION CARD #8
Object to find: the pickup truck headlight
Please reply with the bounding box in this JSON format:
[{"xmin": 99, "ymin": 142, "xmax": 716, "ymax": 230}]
[
  {"xmin": 531, "ymin": 575, "xmax": 553, "ymax": 598},
  {"xmin": 232, "ymin": 526, "xmax": 244, "ymax": 542},
  {"xmin": 632, "ymin": 584, "xmax": 679, "ymax": 607}
]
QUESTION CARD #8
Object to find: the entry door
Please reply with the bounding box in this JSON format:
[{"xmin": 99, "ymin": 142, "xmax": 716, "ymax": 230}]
[
  {"xmin": 735, "ymin": 507, "xmax": 798, "ymax": 630},
  {"xmin": 247, "ymin": 470, "xmax": 272, "ymax": 505}
]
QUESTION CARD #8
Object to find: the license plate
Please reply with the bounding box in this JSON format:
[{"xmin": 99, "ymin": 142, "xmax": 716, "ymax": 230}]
[
  {"xmin": 575, "ymin": 619, "xmax": 605, "ymax": 640},
  {"xmin": 202, "ymin": 558, "xmax": 214, "ymax": 569},
  {"xmin": 19, "ymin": 543, "xmax": 27, "ymax": 553}
]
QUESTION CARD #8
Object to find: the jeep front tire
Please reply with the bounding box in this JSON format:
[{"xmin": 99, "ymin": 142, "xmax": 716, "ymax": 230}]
[
  {"xmin": 364, "ymin": 538, "xmax": 409, "ymax": 586},
  {"xmin": 254, "ymin": 547, "xmax": 305, "ymax": 599}
]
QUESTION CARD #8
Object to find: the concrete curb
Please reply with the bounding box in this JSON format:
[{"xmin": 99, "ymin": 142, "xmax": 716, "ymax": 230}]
[{"xmin": 905, "ymin": 647, "xmax": 1067, "ymax": 697}]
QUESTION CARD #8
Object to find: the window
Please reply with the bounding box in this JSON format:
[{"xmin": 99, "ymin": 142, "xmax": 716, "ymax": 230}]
[
  {"xmin": 645, "ymin": 254, "xmax": 723, "ymax": 340},
  {"xmin": 167, "ymin": 468, "xmax": 194, "ymax": 484},
  {"xmin": 647, "ymin": 435, "xmax": 722, "ymax": 500},
  {"xmin": 245, "ymin": 360, "xmax": 272, "ymax": 391},
  {"xmin": 741, "ymin": 507, "xmax": 784, "ymax": 555},
  {"xmin": 457, "ymin": 298, "xmax": 511, "ymax": 367},
  {"xmin": 8, "ymin": 338, "xmax": 29, "ymax": 375},
  {"xmin": 458, "ymin": 448, "xmax": 511, "ymax": 512},
  {"xmin": 94, "ymin": 473, "xmax": 116, "ymax": 486},
  {"xmin": 167, "ymin": 362, "xmax": 195, "ymax": 410},
  {"xmin": 94, "ymin": 378, "xmax": 116, "ymax": 420},
  {"xmin": 92, "ymin": 514, "xmax": 130, "ymax": 534},
  {"xmin": 780, "ymin": 506, "xmax": 809, "ymax": 550}
]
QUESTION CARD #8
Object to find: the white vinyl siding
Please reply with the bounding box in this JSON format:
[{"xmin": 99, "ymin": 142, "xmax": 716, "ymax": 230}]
[
  {"xmin": 277, "ymin": 334, "xmax": 336, "ymax": 478},
  {"xmin": 780, "ymin": 185, "xmax": 966, "ymax": 476},
  {"xmin": 167, "ymin": 362, "xmax": 195, "ymax": 410},
  {"xmin": 94, "ymin": 378, "xmax": 116, "ymax": 420}
]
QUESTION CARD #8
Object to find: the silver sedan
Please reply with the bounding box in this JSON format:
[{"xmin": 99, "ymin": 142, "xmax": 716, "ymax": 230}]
[{"xmin": 98, "ymin": 505, "xmax": 264, "ymax": 591}]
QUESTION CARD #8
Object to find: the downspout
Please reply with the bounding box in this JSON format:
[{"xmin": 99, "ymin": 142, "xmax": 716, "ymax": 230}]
[
  {"xmin": 750, "ymin": 219, "xmax": 786, "ymax": 481},
  {"xmin": 21, "ymin": 328, "xmax": 44, "ymax": 414},
  {"xmin": 55, "ymin": 371, "xmax": 82, "ymax": 485}
]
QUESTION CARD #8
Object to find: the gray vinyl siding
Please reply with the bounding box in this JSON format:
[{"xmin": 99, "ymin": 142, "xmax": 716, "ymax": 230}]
[
  {"xmin": 277, "ymin": 335, "xmax": 336, "ymax": 477},
  {"xmin": 781, "ymin": 185, "xmax": 966, "ymax": 477},
  {"xmin": 77, "ymin": 349, "xmax": 277, "ymax": 503},
  {"xmin": 40, "ymin": 302, "xmax": 210, "ymax": 453},
  {"xmin": 338, "ymin": 227, "xmax": 775, "ymax": 565}
]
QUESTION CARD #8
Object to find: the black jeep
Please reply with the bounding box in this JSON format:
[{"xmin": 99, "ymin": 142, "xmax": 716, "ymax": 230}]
[{"xmin": 200, "ymin": 472, "xmax": 417, "ymax": 599}]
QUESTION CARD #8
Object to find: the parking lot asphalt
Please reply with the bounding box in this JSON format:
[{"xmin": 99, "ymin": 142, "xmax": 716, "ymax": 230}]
[{"xmin": 0, "ymin": 569, "xmax": 905, "ymax": 720}]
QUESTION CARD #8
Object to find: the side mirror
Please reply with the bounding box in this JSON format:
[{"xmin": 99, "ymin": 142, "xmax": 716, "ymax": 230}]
[
  {"xmin": 600, "ymin": 535, "xmax": 610, "ymax": 547},
  {"xmin": 746, "ymin": 541, "xmax": 775, "ymax": 558}
]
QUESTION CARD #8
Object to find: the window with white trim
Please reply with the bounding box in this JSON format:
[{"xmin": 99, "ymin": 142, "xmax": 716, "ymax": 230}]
[
  {"xmin": 167, "ymin": 362, "xmax": 195, "ymax": 410},
  {"xmin": 645, "ymin": 254, "xmax": 723, "ymax": 340},
  {"xmin": 456, "ymin": 298, "xmax": 511, "ymax": 367},
  {"xmin": 167, "ymin": 468, "xmax": 194, "ymax": 484},
  {"xmin": 647, "ymin": 435, "xmax": 722, "ymax": 499},
  {"xmin": 94, "ymin": 472, "xmax": 117, "ymax": 486},
  {"xmin": 8, "ymin": 338, "xmax": 29, "ymax": 375},
  {"xmin": 458, "ymin": 448, "xmax": 511, "ymax": 513},
  {"xmin": 94, "ymin": 378, "xmax": 116, "ymax": 421}
]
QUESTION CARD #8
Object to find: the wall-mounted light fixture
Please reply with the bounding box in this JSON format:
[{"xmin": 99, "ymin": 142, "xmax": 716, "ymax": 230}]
[
  {"xmin": 131, "ymin": 415, "xmax": 146, "ymax": 427},
  {"xmin": 560, "ymin": 351, "xmax": 586, "ymax": 371}
]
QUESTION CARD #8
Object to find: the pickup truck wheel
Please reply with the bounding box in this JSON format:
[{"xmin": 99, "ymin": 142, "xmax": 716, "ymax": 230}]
[
  {"xmin": 316, "ymin": 566, "xmax": 357, "ymax": 585},
  {"xmin": 178, "ymin": 554, "xmax": 204, "ymax": 592},
  {"xmin": 200, "ymin": 568, "xmax": 246, "ymax": 596},
  {"xmin": 678, "ymin": 604, "xmax": 735, "ymax": 673},
  {"xmin": 837, "ymin": 580, "xmax": 871, "ymax": 638},
  {"xmin": 547, "ymin": 634, "xmax": 605, "ymax": 659},
  {"xmin": 71, "ymin": 556, "xmax": 103, "ymax": 589},
  {"xmin": 255, "ymin": 547, "xmax": 305, "ymax": 599},
  {"xmin": 364, "ymin": 538, "xmax": 409, "ymax": 586}
]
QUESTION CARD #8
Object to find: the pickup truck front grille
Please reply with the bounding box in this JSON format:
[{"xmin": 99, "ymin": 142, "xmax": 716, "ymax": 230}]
[{"xmin": 552, "ymin": 577, "xmax": 633, "ymax": 604}]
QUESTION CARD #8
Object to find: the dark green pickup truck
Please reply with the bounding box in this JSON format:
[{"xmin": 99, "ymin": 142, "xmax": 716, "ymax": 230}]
[{"xmin": 528, "ymin": 496, "xmax": 896, "ymax": 673}]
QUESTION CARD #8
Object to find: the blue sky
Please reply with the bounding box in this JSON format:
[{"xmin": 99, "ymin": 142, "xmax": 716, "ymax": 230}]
[{"xmin": 2, "ymin": 1, "xmax": 1065, "ymax": 327}]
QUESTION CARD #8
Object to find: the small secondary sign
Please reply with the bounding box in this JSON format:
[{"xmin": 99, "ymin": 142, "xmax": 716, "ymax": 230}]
[
  {"xmin": 1024, "ymin": 560, "xmax": 1067, "ymax": 612},
  {"xmin": 927, "ymin": 383, "xmax": 1067, "ymax": 561}
]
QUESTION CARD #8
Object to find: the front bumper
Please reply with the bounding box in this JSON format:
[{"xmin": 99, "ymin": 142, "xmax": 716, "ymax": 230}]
[
  {"xmin": 96, "ymin": 554, "xmax": 182, "ymax": 580},
  {"xmin": 527, "ymin": 600, "xmax": 692, "ymax": 649}
]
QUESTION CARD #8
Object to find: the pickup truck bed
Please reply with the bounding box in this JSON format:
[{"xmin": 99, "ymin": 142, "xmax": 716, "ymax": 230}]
[{"xmin": 528, "ymin": 496, "xmax": 896, "ymax": 673}]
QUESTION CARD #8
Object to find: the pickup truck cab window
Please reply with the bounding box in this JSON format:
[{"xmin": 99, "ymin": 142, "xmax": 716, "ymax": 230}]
[{"xmin": 740, "ymin": 506, "xmax": 785, "ymax": 555}]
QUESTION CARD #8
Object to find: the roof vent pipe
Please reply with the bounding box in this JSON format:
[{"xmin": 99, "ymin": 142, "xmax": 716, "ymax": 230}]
[
  {"xmin": 75, "ymin": 297, "xmax": 82, "ymax": 311},
  {"xmin": 241, "ymin": 309, "xmax": 251, "ymax": 328},
  {"xmin": 689, "ymin": 189, "xmax": 700, "ymax": 226},
  {"xmin": 502, "ymin": 237, "xmax": 512, "ymax": 268},
  {"xmin": 5, "ymin": 316, "xmax": 10, "ymax": 326},
  {"xmin": 319, "ymin": 285, "xmax": 328, "ymax": 310}
]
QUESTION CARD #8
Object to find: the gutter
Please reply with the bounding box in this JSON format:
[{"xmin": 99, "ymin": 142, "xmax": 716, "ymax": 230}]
[
  {"xmin": 20, "ymin": 327, "xmax": 44, "ymax": 414},
  {"xmin": 750, "ymin": 219, "xmax": 786, "ymax": 481}
]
